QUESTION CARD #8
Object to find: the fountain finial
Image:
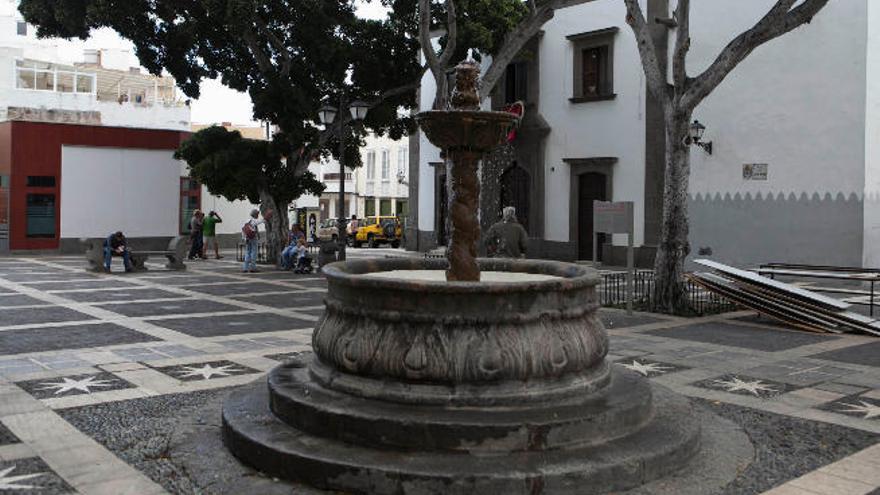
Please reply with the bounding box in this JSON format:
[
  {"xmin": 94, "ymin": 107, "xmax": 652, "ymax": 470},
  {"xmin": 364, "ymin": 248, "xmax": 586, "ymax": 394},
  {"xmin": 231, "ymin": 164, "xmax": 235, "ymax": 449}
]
[{"xmin": 450, "ymin": 58, "xmax": 481, "ymax": 111}]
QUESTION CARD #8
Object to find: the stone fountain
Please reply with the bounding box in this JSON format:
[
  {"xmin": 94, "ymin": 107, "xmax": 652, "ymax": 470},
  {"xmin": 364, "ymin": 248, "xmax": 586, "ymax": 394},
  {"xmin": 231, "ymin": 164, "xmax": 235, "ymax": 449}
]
[{"xmin": 220, "ymin": 59, "xmax": 710, "ymax": 494}]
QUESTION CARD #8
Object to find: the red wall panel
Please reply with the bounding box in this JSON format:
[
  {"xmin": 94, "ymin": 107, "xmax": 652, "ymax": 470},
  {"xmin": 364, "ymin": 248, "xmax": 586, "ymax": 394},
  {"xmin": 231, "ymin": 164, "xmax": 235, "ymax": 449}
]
[{"xmin": 9, "ymin": 122, "xmax": 189, "ymax": 250}]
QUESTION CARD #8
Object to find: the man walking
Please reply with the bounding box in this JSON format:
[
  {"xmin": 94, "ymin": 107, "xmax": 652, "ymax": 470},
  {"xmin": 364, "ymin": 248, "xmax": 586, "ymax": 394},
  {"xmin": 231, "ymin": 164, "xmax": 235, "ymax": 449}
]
[
  {"xmin": 242, "ymin": 208, "xmax": 271, "ymax": 273},
  {"xmin": 202, "ymin": 210, "xmax": 223, "ymax": 259},
  {"xmin": 187, "ymin": 210, "xmax": 205, "ymax": 260},
  {"xmin": 484, "ymin": 206, "xmax": 528, "ymax": 259}
]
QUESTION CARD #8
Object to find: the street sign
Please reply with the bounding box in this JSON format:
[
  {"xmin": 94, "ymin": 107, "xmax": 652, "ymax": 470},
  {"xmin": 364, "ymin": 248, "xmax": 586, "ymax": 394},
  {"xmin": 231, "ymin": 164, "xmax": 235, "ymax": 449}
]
[
  {"xmin": 594, "ymin": 201, "xmax": 634, "ymax": 234},
  {"xmin": 593, "ymin": 201, "xmax": 636, "ymax": 315}
]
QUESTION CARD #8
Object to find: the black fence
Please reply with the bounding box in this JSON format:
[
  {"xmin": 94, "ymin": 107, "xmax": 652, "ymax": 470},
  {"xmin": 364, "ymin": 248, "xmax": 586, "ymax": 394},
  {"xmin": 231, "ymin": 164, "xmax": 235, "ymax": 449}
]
[
  {"xmin": 599, "ymin": 270, "xmax": 738, "ymax": 315},
  {"xmin": 236, "ymin": 242, "xmax": 278, "ymax": 264}
]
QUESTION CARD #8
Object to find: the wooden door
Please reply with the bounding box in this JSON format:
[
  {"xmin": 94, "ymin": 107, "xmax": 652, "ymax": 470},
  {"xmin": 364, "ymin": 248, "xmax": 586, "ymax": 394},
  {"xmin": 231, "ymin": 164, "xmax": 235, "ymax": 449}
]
[{"xmin": 578, "ymin": 172, "xmax": 607, "ymax": 260}]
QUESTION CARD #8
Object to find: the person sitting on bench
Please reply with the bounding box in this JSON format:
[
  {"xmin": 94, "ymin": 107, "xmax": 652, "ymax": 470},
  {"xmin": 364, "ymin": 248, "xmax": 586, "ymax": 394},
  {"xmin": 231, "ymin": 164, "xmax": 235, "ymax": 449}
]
[{"xmin": 104, "ymin": 231, "xmax": 133, "ymax": 273}]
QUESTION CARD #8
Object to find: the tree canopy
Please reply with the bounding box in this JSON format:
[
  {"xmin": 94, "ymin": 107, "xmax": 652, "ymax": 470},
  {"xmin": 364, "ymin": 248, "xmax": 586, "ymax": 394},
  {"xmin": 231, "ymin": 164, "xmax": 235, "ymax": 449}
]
[{"xmin": 174, "ymin": 126, "xmax": 324, "ymax": 207}]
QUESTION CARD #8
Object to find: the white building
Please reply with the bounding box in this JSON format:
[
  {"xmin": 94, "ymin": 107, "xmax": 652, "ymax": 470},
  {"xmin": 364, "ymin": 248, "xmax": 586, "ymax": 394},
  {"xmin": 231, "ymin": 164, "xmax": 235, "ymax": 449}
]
[
  {"xmin": 411, "ymin": 0, "xmax": 880, "ymax": 269},
  {"xmin": 0, "ymin": 2, "xmax": 266, "ymax": 253},
  {"xmin": 306, "ymin": 132, "xmax": 410, "ymax": 224}
]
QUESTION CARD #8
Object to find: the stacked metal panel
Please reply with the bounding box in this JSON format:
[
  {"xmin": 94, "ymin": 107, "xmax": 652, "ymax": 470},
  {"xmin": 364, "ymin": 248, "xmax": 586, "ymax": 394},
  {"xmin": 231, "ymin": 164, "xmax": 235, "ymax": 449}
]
[{"xmin": 689, "ymin": 259, "xmax": 880, "ymax": 336}]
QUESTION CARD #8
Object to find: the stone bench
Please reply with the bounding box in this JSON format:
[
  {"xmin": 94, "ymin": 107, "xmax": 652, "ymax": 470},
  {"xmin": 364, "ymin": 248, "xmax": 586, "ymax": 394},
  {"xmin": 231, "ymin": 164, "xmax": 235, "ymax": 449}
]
[{"xmin": 83, "ymin": 236, "xmax": 187, "ymax": 272}]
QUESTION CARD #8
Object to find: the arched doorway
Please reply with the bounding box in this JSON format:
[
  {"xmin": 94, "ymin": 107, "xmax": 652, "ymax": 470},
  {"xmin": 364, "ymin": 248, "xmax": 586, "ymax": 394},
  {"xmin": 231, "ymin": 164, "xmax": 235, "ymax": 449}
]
[
  {"xmin": 500, "ymin": 165, "xmax": 530, "ymax": 233},
  {"xmin": 578, "ymin": 172, "xmax": 607, "ymax": 261}
]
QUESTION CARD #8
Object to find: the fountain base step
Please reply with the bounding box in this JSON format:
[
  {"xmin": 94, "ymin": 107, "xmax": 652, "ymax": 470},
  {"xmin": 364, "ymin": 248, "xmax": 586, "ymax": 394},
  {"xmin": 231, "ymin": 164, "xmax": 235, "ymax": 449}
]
[
  {"xmin": 223, "ymin": 370, "xmax": 701, "ymax": 495},
  {"xmin": 269, "ymin": 360, "xmax": 653, "ymax": 453}
]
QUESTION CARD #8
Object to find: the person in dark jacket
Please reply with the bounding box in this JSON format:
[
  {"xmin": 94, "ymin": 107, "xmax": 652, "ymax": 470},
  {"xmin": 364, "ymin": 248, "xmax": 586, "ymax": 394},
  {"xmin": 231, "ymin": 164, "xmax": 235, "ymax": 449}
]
[
  {"xmin": 103, "ymin": 231, "xmax": 133, "ymax": 273},
  {"xmin": 484, "ymin": 206, "xmax": 528, "ymax": 259},
  {"xmin": 188, "ymin": 210, "xmax": 205, "ymax": 260}
]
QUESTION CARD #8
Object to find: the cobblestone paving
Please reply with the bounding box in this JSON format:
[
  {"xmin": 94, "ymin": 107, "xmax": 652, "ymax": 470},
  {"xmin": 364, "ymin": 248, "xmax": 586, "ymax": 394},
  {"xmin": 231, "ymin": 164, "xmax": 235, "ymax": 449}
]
[{"xmin": 0, "ymin": 254, "xmax": 876, "ymax": 494}]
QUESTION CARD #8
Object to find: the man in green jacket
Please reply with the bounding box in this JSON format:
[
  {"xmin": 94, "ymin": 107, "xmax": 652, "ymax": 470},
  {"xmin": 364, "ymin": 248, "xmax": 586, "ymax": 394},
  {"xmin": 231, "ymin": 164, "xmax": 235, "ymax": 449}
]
[{"xmin": 202, "ymin": 211, "xmax": 223, "ymax": 259}]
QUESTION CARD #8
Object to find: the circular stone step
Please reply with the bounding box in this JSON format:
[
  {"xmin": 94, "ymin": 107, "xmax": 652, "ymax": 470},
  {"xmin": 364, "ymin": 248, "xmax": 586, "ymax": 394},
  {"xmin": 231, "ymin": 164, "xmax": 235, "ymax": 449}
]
[
  {"xmin": 268, "ymin": 360, "xmax": 654, "ymax": 453},
  {"xmin": 223, "ymin": 378, "xmax": 700, "ymax": 495}
]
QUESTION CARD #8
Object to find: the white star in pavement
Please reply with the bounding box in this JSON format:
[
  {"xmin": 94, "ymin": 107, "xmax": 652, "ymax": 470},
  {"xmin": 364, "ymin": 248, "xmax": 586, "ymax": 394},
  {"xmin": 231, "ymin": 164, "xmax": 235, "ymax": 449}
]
[
  {"xmin": 621, "ymin": 360, "xmax": 673, "ymax": 376},
  {"xmin": 0, "ymin": 465, "xmax": 44, "ymax": 490},
  {"xmin": 177, "ymin": 363, "xmax": 242, "ymax": 380},
  {"xmin": 37, "ymin": 376, "xmax": 116, "ymax": 395},
  {"xmin": 837, "ymin": 400, "xmax": 880, "ymax": 419},
  {"xmin": 712, "ymin": 376, "xmax": 778, "ymax": 396}
]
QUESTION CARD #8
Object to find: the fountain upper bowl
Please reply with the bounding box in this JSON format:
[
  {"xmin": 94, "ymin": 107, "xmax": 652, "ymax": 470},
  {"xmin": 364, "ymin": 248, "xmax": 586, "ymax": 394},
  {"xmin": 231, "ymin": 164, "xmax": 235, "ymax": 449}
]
[{"xmin": 416, "ymin": 110, "xmax": 519, "ymax": 154}]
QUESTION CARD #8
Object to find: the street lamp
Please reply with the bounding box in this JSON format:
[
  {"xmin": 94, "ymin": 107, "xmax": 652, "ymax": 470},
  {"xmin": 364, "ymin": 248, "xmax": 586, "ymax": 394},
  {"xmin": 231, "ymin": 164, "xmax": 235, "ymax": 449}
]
[
  {"xmin": 687, "ymin": 119, "xmax": 713, "ymax": 155},
  {"xmin": 318, "ymin": 97, "xmax": 369, "ymax": 262}
]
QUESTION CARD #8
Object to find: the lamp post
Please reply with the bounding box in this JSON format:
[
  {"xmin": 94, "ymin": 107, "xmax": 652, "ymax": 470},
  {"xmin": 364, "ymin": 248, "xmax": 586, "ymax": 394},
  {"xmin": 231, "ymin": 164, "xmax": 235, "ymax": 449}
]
[
  {"xmin": 319, "ymin": 97, "xmax": 369, "ymax": 262},
  {"xmin": 687, "ymin": 119, "xmax": 713, "ymax": 155}
]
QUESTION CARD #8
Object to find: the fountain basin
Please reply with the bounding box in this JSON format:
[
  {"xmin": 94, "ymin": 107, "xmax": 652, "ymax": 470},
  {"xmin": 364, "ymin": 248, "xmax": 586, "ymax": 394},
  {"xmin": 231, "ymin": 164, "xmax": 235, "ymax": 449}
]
[
  {"xmin": 222, "ymin": 258, "xmax": 702, "ymax": 494},
  {"xmin": 313, "ymin": 258, "xmax": 608, "ymax": 391}
]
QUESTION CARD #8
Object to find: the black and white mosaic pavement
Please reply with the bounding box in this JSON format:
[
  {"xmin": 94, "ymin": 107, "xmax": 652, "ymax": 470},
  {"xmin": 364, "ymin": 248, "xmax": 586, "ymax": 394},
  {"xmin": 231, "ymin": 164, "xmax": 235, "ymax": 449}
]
[
  {"xmin": 0, "ymin": 254, "xmax": 876, "ymax": 493},
  {"xmin": 16, "ymin": 372, "xmax": 137, "ymax": 399},
  {"xmin": 151, "ymin": 360, "xmax": 260, "ymax": 382},
  {"xmin": 0, "ymin": 457, "xmax": 74, "ymax": 494}
]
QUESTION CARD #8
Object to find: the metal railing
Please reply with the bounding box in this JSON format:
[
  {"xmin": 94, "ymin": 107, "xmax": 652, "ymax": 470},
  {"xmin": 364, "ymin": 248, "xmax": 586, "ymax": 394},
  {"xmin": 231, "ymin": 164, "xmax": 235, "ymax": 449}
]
[{"xmin": 599, "ymin": 270, "xmax": 738, "ymax": 315}]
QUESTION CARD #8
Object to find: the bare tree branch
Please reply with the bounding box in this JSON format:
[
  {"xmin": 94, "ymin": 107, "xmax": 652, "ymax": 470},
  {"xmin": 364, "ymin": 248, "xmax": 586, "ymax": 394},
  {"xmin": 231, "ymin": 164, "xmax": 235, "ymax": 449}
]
[
  {"xmin": 242, "ymin": 28, "xmax": 275, "ymax": 75},
  {"xmin": 623, "ymin": 0, "xmax": 672, "ymax": 109},
  {"xmin": 419, "ymin": 0, "xmax": 442, "ymax": 76},
  {"xmin": 671, "ymin": 0, "xmax": 690, "ymax": 91},
  {"xmin": 681, "ymin": 0, "xmax": 829, "ymax": 110},
  {"xmin": 437, "ymin": 0, "xmax": 458, "ymax": 68},
  {"xmin": 479, "ymin": 0, "xmax": 559, "ymax": 100},
  {"xmin": 253, "ymin": 13, "xmax": 292, "ymax": 76}
]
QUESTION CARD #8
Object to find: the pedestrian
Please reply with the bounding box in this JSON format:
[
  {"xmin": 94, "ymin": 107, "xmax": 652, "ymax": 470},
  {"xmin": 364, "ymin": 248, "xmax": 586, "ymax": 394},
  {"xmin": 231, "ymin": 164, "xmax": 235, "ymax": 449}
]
[
  {"xmin": 280, "ymin": 224, "xmax": 305, "ymax": 270},
  {"xmin": 187, "ymin": 210, "xmax": 205, "ymax": 260},
  {"xmin": 202, "ymin": 210, "xmax": 224, "ymax": 259},
  {"xmin": 484, "ymin": 206, "xmax": 528, "ymax": 259},
  {"xmin": 103, "ymin": 231, "xmax": 133, "ymax": 273},
  {"xmin": 242, "ymin": 208, "xmax": 272, "ymax": 273}
]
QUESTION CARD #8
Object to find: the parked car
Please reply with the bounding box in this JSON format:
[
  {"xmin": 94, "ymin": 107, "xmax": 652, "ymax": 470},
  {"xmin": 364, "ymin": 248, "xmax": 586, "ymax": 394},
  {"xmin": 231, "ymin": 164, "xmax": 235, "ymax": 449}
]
[
  {"xmin": 353, "ymin": 216, "xmax": 402, "ymax": 248},
  {"xmin": 317, "ymin": 218, "xmax": 339, "ymax": 242}
]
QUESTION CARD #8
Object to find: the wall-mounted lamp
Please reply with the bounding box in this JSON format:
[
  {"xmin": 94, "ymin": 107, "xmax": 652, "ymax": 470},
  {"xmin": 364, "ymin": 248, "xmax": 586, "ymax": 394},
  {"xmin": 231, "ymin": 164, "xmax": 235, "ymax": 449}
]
[
  {"xmin": 687, "ymin": 119, "xmax": 713, "ymax": 155},
  {"xmin": 396, "ymin": 169, "xmax": 408, "ymax": 186}
]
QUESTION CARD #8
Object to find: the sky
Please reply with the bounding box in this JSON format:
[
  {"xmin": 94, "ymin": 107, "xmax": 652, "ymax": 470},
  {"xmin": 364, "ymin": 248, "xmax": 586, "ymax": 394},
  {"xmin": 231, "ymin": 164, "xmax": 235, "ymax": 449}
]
[{"xmin": 42, "ymin": 0, "xmax": 391, "ymax": 128}]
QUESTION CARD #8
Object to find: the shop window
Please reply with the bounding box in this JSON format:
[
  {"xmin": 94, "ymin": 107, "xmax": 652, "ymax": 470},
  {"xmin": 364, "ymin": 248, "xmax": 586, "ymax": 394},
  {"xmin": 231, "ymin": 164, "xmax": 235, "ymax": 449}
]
[
  {"xmin": 396, "ymin": 200, "xmax": 408, "ymax": 216},
  {"xmin": 179, "ymin": 177, "xmax": 201, "ymax": 234},
  {"xmin": 26, "ymin": 194, "xmax": 55, "ymax": 238},
  {"xmin": 365, "ymin": 198, "xmax": 376, "ymax": 217},
  {"xmin": 26, "ymin": 176, "xmax": 56, "ymax": 187},
  {"xmin": 380, "ymin": 199, "xmax": 392, "ymax": 216},
  {"xmin": 568, "ymin": 27, "xmax": 617, "ymax": 103}
]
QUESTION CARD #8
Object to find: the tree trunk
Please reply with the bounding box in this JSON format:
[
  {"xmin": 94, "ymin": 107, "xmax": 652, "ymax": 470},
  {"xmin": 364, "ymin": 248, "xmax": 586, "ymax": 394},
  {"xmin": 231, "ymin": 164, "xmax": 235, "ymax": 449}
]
[
  {"xmin": 652, "ymin": 112, "xmax": 692, "ymax": 314},
  {"xmin": 434, "ymin": 72, "xmax": 450, "ymax": 110},
  {"xmin": 257, "ymin": 188, "xmax": 289, "ymax": 267}
]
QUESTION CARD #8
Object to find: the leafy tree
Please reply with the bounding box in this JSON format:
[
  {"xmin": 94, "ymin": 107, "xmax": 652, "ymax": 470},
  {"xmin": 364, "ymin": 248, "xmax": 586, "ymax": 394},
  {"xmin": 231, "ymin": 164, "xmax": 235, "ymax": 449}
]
[
  {"xmin": 623, "ymin": 0, "xmax": 830, "ymax": 313},
  {"xmin": 174, "ymin": 126, "xmax": 325, "ymax": 240},
  {"xmin": 19, "ymin": 0, "xmax": 422, "ymax": 261}
]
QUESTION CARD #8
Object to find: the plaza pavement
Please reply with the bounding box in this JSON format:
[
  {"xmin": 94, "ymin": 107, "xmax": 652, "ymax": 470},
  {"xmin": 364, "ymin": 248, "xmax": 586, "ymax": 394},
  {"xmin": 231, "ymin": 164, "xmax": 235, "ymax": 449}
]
[{"xmin": 0, "ymin": 252, "xmax": 875, "ymax": 494}]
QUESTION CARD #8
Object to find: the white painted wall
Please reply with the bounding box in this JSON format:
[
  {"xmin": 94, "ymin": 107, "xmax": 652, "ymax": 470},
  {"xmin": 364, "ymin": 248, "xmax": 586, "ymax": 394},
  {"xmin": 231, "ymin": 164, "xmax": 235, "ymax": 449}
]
[
  {"xmin": 61, "ymin": 146, "xmax": 180, "ymax": 238},
  {"xmin": 687, "ymin": 0, "xmax": 867, "ymax": 200},
  {"xmin": 864, "ymin": 0, "xmax": 880, "ymax": 268},
  {"xmin": 540, "ymin": 0, "xmax": 647, "ymax": 246},
  {"xmin": 417, "ymin": 65, "xmax": 440, "ymax": 230}
]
